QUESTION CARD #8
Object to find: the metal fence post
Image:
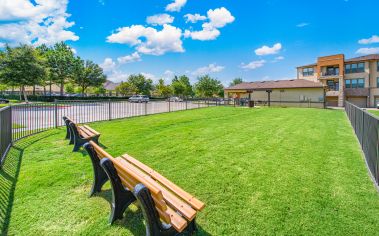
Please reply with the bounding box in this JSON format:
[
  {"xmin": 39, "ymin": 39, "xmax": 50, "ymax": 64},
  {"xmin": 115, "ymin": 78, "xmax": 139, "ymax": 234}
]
[
  {"xmin": 145, "ymin": 101, "xmax": 147, "ymax": 115},
  {"xmin": 185, "ymin": 99, "xmax": 188, "ymax": 110},
  {"xmin": 168, "ymin": 100, "xmax": 171, "ymax": 112},
  {"xmin": 108, "ymin": 99, "xmax": 112, "ymax": 121},
  {"xmin": 54, "ymin": 99, "xmax": 58, "ymax": 128}
]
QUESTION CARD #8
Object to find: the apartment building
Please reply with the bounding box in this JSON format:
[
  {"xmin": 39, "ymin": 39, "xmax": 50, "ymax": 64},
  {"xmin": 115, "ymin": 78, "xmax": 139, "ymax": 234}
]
[{"xmin": 297, "ymin": 54, "xmax": 379, "ymax": 107}]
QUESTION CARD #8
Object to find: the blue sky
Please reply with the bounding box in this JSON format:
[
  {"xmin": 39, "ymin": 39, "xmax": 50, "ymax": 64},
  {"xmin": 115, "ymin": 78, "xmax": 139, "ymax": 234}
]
[{"xmin": 1, "ymin": 0, "xmax": 379, "ymax": 85}]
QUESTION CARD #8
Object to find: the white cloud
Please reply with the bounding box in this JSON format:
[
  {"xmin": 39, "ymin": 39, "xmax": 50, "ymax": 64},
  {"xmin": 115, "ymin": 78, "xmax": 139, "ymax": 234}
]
[
  {"xmin": 193, "ymin": 63, "xmax": 224, "ymax": 76},
  {"xmin": 141, "ymin": 72, "xmax": 159, "ymax": 82},
  {"xmin": 98, "ymin": 0, "xmax": 105, "ymax": 6},
  {"xmin": 163, "ymin": 70, "xmax": 175, "ymax": 79},
  {"xmin": 0, "ymin": 42, "xmax": 5, "ymax": 48},
  {"xmin": 184, "ymin": 28, "xmax": 220, "ymax": 41},
  {"xmin": 255, "ymin": 43, "xmax": 282, "ymax": 56},
  {"xmin": 240, "ymin": 60, "xmax": 266, "ymax": 70},
  {"xmin": 70, "ymin": 47, "xmax": 77, "ymax": 54},
  {"xmin": 358, "ymin": 35, "xmax": 379, "ymax": 45},
  {"xmin": 146, "ymin": 14, "xmax": 174, "ymax": 26},
  {"xmin": 165, "ymin": 0, "xmax": 187, "ymax": 12},
  {"xmin": 107, "ymin": 71, "xmax": 129, "ymax": 83},
  {"xmin": 107, "ymin": 24, "xmax": 184, "ymax": 56},
  {"xmin": 184, "ymin": 7, "xmax": 235, "ymax": 41},
  {"xmin": 356, "ymin": 47, "xmax": 379, "ymax": 54},
  {"xmin": 296, "ymin": 22, "xmax": 309, "ymax": 28},
  {"xmin": 0, "ymin": 0, "xmax": 79, "ymax": 46},
  {"xmin": 272, "ymin": 56, "xmax": 284, "ymax": 62},
  {"xmin": 117, "ymin": 52, "xmax": 141, "ymax": 64},
  {"xmin": 100, "ymin": 58, "xmax": 116, "ymax": 72},
  {"xmin": 184, "ymin": 13, "xmax": 207, "ymax": 23}
]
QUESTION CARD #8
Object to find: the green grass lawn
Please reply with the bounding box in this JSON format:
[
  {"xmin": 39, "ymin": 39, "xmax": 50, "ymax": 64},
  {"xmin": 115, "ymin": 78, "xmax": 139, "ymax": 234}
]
[
  {"xmin": 368, "ymin": 109, "xmax": 379, "ymax": 117},
  {"xmin": 2, "ymin": 107, "xmax": 379, "ymax": 235}
]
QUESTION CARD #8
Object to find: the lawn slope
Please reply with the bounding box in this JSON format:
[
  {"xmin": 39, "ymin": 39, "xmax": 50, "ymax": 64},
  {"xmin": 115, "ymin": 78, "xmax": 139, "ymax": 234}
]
[{"xmin": 3, "ymin": 107, "xmax": 379, "ymax": 235}]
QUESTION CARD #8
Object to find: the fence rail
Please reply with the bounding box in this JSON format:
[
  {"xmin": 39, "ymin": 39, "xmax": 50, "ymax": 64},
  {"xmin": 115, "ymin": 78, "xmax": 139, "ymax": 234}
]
[
  {"xmin": 0, "ymin": 106, "xmax": 12, "ymax": 165},
  {"xmin": 345, "ymin": 102, "xmax": 379, "ymax": 186},
  {"xmin": 0, "ymin": 99, "xmax": 214, "ymax": 166}
]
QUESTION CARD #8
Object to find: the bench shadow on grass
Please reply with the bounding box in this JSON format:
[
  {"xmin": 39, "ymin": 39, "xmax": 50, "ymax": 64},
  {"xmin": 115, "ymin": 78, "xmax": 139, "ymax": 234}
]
[{"xmin": 0, "ymin": 130, "xmax": 59, "ymax": 235}]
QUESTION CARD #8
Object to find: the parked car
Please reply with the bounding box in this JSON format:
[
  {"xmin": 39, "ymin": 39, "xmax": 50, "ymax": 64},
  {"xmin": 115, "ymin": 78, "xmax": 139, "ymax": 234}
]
[
  {"xmin": 376, "ymin": 101, "xmax": 379, "ymax": 109},
  {"xmin": 167, "ymin": 96, "xmax": 183, "ymax": 102},
  {"xmin": 129, "ymin": 95, "xmax": 149, "ymax": 103},
  {"xmin": 0, "ymin": 98, "xmax": 9, "ymax": 104}
]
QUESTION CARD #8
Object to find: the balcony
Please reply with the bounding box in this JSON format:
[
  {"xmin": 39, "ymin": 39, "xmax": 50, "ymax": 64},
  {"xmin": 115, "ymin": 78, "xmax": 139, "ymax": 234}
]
[{"xmin": 345, "ymin": 88, "xmax": 369, "ymax": 97}]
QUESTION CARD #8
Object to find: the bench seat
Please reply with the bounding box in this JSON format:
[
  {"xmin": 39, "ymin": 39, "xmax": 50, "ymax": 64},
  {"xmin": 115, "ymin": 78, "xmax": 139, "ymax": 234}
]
[
  {"xmin": 84, "ymin": 141, "xmax": 205, "ymax": 235},
  {"xmin": 62, "ymin": 116, "xmax": 100, "ymax": 152}
]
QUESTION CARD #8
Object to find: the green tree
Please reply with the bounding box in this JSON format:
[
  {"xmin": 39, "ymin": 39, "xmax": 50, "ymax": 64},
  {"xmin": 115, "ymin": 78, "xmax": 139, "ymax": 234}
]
[
  {"xmin": 0, "ymin": 45, "xmax": 47, "ymax": 102},
  {"xmin": 65, "ymin": 83, "xmax": 75, "ymax": 94},
  {"xmin": 115, "ymin": 81, "xmax": 135, "ymax": 96},
  {"xmin": 127, "ymin": 74, "xmax": 153, "ymax": 95},
  {"xmin": 93, "ymin": 86, "xmax": 106, "ymax": 96},
  {"xmin": 194, "ymin": 75, "xmax": 224, "ymax": 98},
  {"xmin": 155, "ymin": 79, "xmax": 172, "ymax": 97},
  {"xmin": 71, "ymin": 58, "xmax": 107, "ymax": 95},
  {"xmin": 171, "ymin": 75, "xmax": 193, "ymax": 98},
  {"xmin": 42, "ymin": 42, "xmax": 76, "ymax": 96},
  {"xmin": 229, "ymin": 78, "xmax": 243, "ymax": 87}
]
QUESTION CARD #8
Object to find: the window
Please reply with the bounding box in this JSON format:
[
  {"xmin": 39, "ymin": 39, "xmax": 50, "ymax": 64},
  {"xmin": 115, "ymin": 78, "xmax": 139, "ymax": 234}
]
[
  {"xmin": 352, "ymin": 79, "xmax": 357, "ymax": 88},
  {"xmin": 302, "ymin": 67, "xmax": 314, "ymax": 76},
  {"xmin": 358, "ymin": 79, "xmax": 364, "ymax": 88},
  {"xmin": 345, "ymin": 79, "xmax": 365, "ymax": 88},
  {"xmin": 377, "ymin": 61, "xmax": 379, "ymax": 72},
  {"xmin": 345, "ymin": 79, "xmax": 351, "ymax": 88},
  {"xmin": 345, "ymin": 62, "xmax": 365, "ymax": 74},
  {"xmin": 377, "ymin": 77, "xmax": 379, "ymax": 88}
]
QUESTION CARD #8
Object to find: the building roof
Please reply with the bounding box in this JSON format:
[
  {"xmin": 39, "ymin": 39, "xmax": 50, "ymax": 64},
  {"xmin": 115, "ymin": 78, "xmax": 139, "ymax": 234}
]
[
  {"xmin": 345, "ymin": 54, "xmax": 379, "ymax": 62},
  {"xmin": 297, "ymin": 54, "xmax": 379, "ymax": 68},
  {"xmin": 103, "ymin": 80, "xmax": 120, "ymax": 91},
  {"xmin": 224, "ymin": 79, "xmax": 324, "ymax": 91}
]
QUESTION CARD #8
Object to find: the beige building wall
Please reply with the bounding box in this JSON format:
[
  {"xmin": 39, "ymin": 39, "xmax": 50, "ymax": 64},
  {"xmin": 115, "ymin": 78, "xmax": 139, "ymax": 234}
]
[
  {"xmin": 369, "ymin": 61, "xmax": 379, "ymax": 106},
  {"xmin": 251, "ymin": 88, "xmax": 324, "ymax": 102},
  {"xmin": 297, "ymin": 67, "xmax": 318, "ymax": 82}
]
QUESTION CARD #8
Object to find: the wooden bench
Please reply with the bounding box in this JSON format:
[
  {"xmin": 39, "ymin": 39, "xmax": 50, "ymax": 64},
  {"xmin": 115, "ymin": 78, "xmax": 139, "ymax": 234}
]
[
  {"xmin": 83, "ymin": 141, "xmax": 205, "ymax": 235},
  {"xmin": 63, "ymin": 116, "xmax": 101, "ymax": 152}
]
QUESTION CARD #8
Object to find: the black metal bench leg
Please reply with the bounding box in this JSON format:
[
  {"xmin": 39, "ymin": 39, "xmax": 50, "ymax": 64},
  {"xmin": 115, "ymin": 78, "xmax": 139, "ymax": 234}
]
[
  {"xmin": 73, "ymin": 137, "xmax": 86, "ymax": 152},
  {"xmin": 83, "ymin": 143, "xmax": 109, "ymax": 196},
  {"xmin": 134, "ymin": 184, "xmax": 197, "ymax": 236},
  {"xmin": 100, "ymin": 158, "xmax": 136, "ymax": 224}
]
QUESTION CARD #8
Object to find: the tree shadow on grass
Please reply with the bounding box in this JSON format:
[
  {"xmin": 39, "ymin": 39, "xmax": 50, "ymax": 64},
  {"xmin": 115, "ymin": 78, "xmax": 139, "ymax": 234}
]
[{"xmin": 0, "ymin": 130, "xmax": 59, "ymax": 235}]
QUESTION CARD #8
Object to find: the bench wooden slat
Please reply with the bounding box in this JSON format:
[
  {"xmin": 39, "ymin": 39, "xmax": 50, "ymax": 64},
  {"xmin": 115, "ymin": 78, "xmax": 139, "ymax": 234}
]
[
  {"xmin": 88, "ymin": 140, "xmax": 113, "ymax": 159},
  {"xmin": 118, "ymin": 158, "xmax": 196, "ymax": 221},
  {"xmin": 166, "ymin": 207, "xmax": 188, "ymax": 232},
  {"xmin": 121, "ymin": 154, "xmax": 205, "ymax": 211},
  {"xmin": 117, "ymin": 158, "xmax": 196, "ymax": 221},
  {"xmin": 79, "ymin": 126, "xmax": 96, "ymax": 138},
  {"xmin": 112, "ymin": 159, "xmax": 164, "ymax": 201},
  {"xmin": 83, "ymin": 125, "xmax": 100, "ymax": 136}
]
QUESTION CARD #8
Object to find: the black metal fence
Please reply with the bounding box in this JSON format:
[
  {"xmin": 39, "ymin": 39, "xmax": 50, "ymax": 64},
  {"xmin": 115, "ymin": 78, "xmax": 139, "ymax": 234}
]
[
  {"xmin": 345, "ymin": 102, "xmax": 379, "ymax": 185},
  {"xmin": 3, "ymin": 99, "xmax": 214, "ymax": 155},
  {"xmin": 0, "ymin": 107, "xmax": 12, "ymax": 166}
]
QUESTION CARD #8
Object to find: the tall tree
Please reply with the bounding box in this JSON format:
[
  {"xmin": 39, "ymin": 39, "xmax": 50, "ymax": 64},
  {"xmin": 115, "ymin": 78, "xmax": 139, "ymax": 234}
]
[
  {"xmin": 115, "ymin": 81, "xmax": 135, "ymax": 96},
  {"xmin": 171, "ymin": 75, "xmax": 193, "ymax": 98},
  {"xmin": 0, "ymin": 45, "xmax": 46, "ymax": 102},
  {"xmin": 229, "ymin": 78, "xmax": 243, "ymax": 87},
  {"xmin": 45, "ymin": 42, "xmax": 76, "ymax": 96},
  {"xmin": 155, "ymin": 79, "xmax": 172, "ymax": 97},
  {"xmin": 127, "ymin": 74, "xmax": 153, "ymax": 95},
  {"xmin": 194, "ymin": 75, "xmax": 224, "ymax": 98},
  {"xmin": 71, "ymin": 58, "xmax": 107, "ymax": 95}
]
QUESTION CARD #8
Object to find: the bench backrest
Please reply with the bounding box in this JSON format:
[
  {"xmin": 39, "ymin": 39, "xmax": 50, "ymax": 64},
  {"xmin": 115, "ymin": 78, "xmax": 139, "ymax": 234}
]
[{"xmin": 87, "ymin": 141, "xmax": 205, "ymax": 232}]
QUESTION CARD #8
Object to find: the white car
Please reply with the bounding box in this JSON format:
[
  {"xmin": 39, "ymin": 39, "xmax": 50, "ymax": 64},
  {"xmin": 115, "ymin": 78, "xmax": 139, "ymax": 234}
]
[
  {"xmin": 376, "ymin": 101, "xmax": 379, "ymax": 109},
  {"xmin": 167, "ymin": 97, "xmax": 183, "ymax": 102},
  {"xmin": 129, "ymin": 95, "xmax": 149, "ymax": 103}
]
